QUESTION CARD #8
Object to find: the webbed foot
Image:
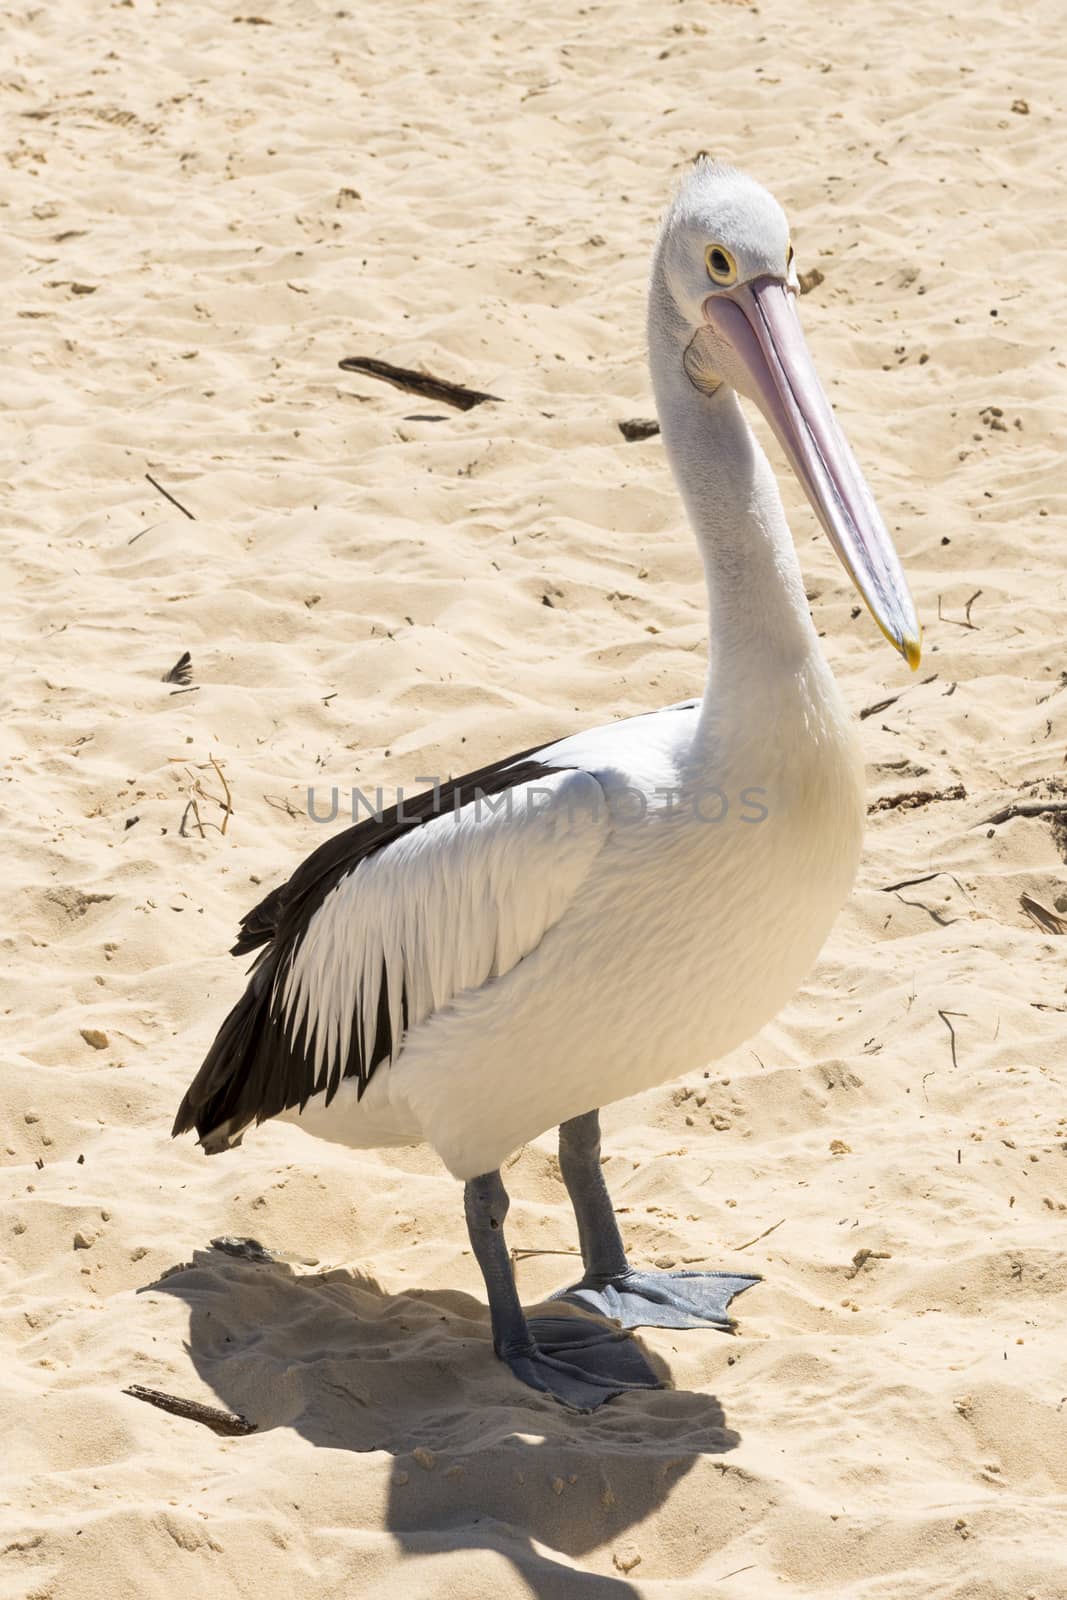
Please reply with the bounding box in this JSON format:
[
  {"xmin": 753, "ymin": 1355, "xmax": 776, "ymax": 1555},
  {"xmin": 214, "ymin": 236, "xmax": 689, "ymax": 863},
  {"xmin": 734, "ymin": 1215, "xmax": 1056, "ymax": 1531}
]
[
  {"xmin": 502, "ymin": 1313, "xmax": 661, "ymax": 1410},
  {"xmin": 552, "ymin": 1267, "xmax": 760, "ymax": 1331}
]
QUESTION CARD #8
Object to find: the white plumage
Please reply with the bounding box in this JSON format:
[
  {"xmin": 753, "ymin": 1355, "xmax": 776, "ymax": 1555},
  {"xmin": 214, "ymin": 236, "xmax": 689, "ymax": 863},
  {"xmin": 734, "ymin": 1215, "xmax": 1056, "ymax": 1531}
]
[
  {"xmin": 174, "ymin": 161, "xmax": 919, "ymax": 1409},
  {"xmin": 277, "ymin": 676, "xmax": 864, "ymax": 1178},
  {"xmin": 277, "ymin": 767, "xmax": 609, "ymax": 1107}
]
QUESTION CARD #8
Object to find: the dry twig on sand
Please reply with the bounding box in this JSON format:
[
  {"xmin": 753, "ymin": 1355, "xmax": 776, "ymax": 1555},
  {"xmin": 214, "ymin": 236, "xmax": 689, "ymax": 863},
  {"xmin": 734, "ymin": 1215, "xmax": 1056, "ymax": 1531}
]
[
  {"xmin": 730, "ymin": 1217, "xmax": 785, "ymax": 1252},
  {"xmin": 981, "ymin": 798, "xmax": 1067, "ymax": 827},
  {"xmin": 145, "ymin": 472, "xmax": 196, "ymax": 521},
  {"xmin": 123, "ymin": 1384, "xmax": 256, "ymax": 1437},
  {"xmin": 338, "ymin": 356, "xmax": 500, "ymax": 411},
  {"xmin": 937, "ymin": 589, "xmax": 981, "ymax": 629},
  {"xmin": 937, "ymin": 1009, "xmax": 966, "ymax": 1069},
  {"xmin": 170, "ymin": 756, "xmax": 233, "ymax": 836}
]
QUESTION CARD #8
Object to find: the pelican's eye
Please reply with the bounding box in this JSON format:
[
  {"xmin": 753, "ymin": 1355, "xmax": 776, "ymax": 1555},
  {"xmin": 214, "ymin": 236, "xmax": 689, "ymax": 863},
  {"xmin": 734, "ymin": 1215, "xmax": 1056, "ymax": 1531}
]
[{"xmin": 704, "ymin": 244, "xmax": 737, "ymax": 286}]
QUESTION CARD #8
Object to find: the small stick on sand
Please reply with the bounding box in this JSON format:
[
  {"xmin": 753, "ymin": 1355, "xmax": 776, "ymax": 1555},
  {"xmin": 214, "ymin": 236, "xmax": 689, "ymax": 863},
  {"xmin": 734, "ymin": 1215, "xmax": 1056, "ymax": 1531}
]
[
  {"xmin": 145, "ymin": 472, "xmax": 196, "ymax": 521},
  {"xmin": 882, "ymin": 870, "xmax": 972, "ymax": 902},
  {"xmin": 859, "ymin": 693, "xmax": 900, "ymax": 721},
  {"xmin": 882, "ymin": 871, "xmax": 953, "ymax": 894},
  {"xmin": 859, "ymin": 672, "xmax": 937, "ymax": 722},
  {"xmin": 730, "ymin": 1217, "xmax": 785, "ymax": 1252},
  {"xmin": 980, "ymin": 798, "xmax": 1067, "ymax": 826},
  {"xmin": 937, "ymin": 1009, "xmax": 966, "ymax": 1069},
  {"xmin": 338, "ymin": 357, "xmax": 501, "ymax": 411},
  {"xmin": 264, "ymin": 793, "xmax": 301, "ymax": 818},
  {"xmin": 510, "ymin": 1247, "xmax": 582, "ymax": 1263},
  {"xmin": 893, "ymin": 892, "xmax": 954, "ymax": 927},
  {"xmin": 179, "ymin": 796, "xmax": 205, "ymax": 839},
  {"xmin": 208, "ymin": 756, "xmax": 233, "ymax": 835},
  {"xmin": 171, "ymin": 758, "xmax": 232, "ymax": 834},
  {"xmin": 936, "ymin": 590, "xmax": 981, "ymax": 629},
  {"xmin": 127, "ymin": 521, "xmax": 163, "ymax": 545},
  {"xmin": 123, "ymin": 1384, "xmax": 256, "ymax": 1437}
]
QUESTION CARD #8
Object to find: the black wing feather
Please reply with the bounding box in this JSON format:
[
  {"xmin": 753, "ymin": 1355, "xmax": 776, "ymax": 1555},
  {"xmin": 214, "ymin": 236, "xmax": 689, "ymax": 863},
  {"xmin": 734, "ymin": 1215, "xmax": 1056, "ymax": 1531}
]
[{"xmin": 173, "ymin": 745, "xmax": 565, "ymax": 1150}]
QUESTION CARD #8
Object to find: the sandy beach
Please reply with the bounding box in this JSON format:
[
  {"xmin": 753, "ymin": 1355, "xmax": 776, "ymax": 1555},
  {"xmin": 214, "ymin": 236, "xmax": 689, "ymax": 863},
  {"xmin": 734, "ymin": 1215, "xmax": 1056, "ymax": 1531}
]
[{"xmin": 2, "ymin": 0, "xmax": 1065, "ymax": 1594}]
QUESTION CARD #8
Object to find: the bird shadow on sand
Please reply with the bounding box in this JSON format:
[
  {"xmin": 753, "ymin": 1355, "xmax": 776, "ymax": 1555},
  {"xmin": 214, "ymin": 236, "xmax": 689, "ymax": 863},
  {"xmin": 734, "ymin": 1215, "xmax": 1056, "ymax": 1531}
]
[{"xmin": 149, "ymin": 1240, "xmax": 743, "ymax": 1599}]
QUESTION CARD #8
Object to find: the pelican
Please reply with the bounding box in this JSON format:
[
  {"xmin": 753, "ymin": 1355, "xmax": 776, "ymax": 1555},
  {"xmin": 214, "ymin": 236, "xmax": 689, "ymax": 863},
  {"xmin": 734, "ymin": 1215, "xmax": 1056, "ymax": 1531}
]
[{"xmin": 174, "ymin": 162, "xmax": 919, "ymax": 1410}]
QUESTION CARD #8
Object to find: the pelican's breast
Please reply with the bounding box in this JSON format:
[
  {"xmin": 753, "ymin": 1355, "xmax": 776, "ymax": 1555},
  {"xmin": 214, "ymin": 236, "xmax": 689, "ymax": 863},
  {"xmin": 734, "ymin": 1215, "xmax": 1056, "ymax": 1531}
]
[{"xmin": 392, "ymin": 676, "xmax": 865, "ymax": 1177}]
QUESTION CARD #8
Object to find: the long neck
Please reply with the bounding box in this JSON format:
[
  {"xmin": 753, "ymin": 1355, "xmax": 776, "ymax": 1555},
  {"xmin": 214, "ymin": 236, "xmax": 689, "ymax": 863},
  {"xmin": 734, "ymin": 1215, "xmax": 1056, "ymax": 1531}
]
[{"xmin": 648, "ymin": 288, "xmax": 823, "ymax": 715}]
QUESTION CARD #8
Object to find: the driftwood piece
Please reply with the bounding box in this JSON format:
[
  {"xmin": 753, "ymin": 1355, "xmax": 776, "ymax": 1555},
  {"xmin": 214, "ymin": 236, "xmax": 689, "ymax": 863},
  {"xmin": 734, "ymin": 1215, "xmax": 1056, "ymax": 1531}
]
[
  {"xmin": 123, "ymin": 1384, "xmax": 256, "ymax": 1436},
  {"xmin": 338, "ymin": 357, "xmax": 500, "ymax": 411},
  {"xmin": 980, "ymin": 798, "xmax": 1067, "ymax": 827}
]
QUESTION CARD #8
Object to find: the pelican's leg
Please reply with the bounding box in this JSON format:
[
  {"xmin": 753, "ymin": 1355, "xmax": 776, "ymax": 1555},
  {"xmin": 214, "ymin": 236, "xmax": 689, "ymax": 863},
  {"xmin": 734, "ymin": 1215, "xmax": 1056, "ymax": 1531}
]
[
  {"xmin": 463, "ymin": 1169, "xmax": 659, "ymax": 1410},
  {"xmin": 551, "ymin": 1109, "xmax": 760, "ymax": 1331}
]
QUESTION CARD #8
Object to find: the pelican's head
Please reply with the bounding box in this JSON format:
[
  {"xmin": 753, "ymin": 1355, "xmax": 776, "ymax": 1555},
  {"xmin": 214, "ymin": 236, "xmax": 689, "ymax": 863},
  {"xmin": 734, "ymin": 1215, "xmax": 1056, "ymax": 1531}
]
[{"xmin": 653, "ymin": 161, "xmax": 920, "ymax": 670}]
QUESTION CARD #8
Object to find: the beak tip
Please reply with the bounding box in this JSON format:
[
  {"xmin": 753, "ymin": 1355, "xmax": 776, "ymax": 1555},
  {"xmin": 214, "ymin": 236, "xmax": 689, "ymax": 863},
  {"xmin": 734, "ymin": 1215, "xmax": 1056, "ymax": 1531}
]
[{"xmin": 901, "ymin": 632, "xmax": 922, "ymax": 672}]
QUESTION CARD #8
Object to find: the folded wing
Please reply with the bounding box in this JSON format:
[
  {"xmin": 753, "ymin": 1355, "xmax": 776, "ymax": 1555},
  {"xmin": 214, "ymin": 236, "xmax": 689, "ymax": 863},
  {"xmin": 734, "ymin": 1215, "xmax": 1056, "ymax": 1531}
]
[{"xmin": 173, "ymin": 756, "xmax": 609, "ymax": 1150}]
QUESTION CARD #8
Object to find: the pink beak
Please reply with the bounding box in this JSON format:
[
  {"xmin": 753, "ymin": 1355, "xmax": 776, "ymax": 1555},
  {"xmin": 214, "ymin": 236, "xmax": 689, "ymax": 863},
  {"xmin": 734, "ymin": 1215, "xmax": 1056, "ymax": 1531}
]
[{"xmin": 704, "ymin": 278, "xmax": 921, "ymax": 668}]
